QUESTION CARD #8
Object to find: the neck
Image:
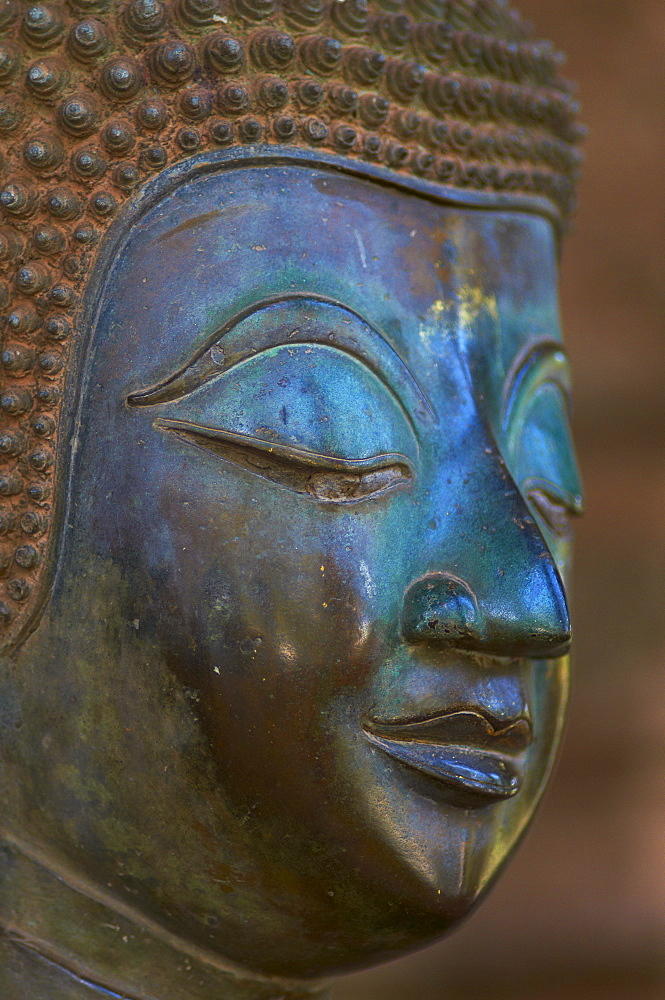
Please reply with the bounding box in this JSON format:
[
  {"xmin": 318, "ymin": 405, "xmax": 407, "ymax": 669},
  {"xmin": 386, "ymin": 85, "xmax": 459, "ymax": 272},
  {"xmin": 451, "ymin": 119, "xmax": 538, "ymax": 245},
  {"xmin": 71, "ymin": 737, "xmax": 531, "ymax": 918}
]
[{"xmin": 0, "ymin": 829, "xmax": 331, "ymax": 1000}]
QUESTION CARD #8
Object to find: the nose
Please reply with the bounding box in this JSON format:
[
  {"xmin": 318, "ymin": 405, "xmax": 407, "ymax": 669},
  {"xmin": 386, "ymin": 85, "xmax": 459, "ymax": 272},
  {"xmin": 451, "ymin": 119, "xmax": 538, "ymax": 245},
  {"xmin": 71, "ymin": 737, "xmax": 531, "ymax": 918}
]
[
  {"xmin": 401, "ymin": 485, "xmax": 571, "ymax": 660},
  {"xmin": 402, "ymin": 569, "xmax": 570, "ymax": 658}
]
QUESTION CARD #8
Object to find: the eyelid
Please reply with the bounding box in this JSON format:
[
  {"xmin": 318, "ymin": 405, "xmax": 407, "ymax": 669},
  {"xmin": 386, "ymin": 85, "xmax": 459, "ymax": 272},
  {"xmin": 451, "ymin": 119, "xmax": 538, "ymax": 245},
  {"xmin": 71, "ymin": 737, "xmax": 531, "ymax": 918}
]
[
  {"xmin": 522, "ymin": 476, "xmax": 584, "ymax": 520},
  {"xmin": 156, "ymin": 418, "xmax": 415, "ymax": 474},
  {"xmin": 155, "ymin": 418, "xmax": 414, "ymax": 505},
  {"xmin": 126, "ymin": 294, "xmax": 433, "ymax": 442},
  {"xmin": 503, "ymin": 344, "xmax": 584, "ymax": 515},
  {"xmin": 502, "ymin": 341, "xmax": 572, "ymax": 433}
]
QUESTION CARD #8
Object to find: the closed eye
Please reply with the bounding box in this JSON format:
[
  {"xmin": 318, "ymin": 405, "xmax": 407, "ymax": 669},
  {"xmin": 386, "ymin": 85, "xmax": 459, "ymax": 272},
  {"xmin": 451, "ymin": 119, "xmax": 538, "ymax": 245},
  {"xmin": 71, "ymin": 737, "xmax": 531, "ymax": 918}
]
[
  {"xmin": 522, "ymin": 477, "xmax": 584, "ymax": 540},
  {"xmin": 156, "ymin": 418, "xmax": 413, "ymax": 504}
]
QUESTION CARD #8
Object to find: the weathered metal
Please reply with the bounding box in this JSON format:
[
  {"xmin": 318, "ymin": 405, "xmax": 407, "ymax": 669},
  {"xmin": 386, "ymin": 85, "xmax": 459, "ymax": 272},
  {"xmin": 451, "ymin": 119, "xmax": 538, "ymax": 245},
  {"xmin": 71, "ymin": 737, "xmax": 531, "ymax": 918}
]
[{"xmin": 0, "ymin": 3, "xmax": 583, "ymax": 998}]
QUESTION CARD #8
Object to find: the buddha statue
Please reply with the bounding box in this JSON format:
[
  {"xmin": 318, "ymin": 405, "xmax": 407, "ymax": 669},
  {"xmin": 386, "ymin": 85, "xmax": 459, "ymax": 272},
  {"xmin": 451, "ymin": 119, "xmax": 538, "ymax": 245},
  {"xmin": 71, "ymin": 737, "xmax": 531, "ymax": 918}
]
[{"xmin": 0, "ymin": 1, "xmax": 584, "ymax": 997}]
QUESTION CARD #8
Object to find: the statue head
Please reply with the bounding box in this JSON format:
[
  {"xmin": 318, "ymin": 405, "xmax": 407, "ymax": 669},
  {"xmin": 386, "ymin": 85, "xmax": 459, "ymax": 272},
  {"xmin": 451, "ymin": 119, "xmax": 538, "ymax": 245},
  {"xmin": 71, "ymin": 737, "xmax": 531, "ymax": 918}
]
[{"xmin": 0, "ymin": 1, "xmax": 584, "ymax": 994}]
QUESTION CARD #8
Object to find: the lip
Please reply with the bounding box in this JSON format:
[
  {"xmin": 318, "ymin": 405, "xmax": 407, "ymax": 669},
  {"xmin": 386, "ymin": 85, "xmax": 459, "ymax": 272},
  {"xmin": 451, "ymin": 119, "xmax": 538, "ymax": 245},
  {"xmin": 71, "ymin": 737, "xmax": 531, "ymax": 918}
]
[{"xmin": 363, "ymin": 709, "xmax": 532, "ymax": 806}]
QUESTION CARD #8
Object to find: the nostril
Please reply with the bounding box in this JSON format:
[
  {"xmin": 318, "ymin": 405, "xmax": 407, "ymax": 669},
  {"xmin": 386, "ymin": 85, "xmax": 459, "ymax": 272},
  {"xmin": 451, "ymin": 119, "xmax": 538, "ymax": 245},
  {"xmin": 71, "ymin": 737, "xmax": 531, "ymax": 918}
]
[{"xmin": 402, "ymin": 573, "xmax": 480, "ymax": 646}]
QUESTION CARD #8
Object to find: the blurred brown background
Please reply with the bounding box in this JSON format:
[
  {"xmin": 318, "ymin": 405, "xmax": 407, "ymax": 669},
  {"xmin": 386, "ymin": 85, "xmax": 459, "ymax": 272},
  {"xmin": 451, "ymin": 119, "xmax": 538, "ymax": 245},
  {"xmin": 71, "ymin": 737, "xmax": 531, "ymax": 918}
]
[{"xmin": 337, "ymin": 2, "xmax": 665, "ymax": 998}]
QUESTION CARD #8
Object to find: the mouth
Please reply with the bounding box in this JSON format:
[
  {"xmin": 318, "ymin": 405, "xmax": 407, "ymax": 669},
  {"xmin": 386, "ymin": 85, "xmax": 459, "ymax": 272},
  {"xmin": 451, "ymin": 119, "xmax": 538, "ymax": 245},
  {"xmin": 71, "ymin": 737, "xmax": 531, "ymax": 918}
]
[{"xmin": 362, "ymin": 709, "xmax": 532, "ymax": 807}]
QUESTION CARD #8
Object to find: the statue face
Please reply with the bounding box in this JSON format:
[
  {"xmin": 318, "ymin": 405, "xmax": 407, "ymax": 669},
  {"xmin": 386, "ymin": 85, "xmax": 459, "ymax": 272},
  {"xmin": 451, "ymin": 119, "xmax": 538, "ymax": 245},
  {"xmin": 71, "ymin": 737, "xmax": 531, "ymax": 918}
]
[{"xmin": 22, "ymin": 161, "xmax": 581, "ymax": 979}]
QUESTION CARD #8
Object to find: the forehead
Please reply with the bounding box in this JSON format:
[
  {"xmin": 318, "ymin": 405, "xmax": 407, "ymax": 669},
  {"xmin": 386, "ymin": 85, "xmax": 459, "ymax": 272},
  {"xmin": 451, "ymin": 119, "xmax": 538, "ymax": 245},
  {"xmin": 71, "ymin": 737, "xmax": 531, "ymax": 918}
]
[{"xmin": 95, "ymin": 163, "xmax": 560, "ymax": 389}]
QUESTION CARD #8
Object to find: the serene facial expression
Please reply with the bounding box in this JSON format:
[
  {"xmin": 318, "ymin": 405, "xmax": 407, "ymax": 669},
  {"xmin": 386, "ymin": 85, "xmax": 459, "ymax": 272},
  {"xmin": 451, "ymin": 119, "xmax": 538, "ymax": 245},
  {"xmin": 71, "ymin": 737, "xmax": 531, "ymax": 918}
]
[{"xmin": 43, "ymin": 160, "xmax": 582, "ymax": 978}]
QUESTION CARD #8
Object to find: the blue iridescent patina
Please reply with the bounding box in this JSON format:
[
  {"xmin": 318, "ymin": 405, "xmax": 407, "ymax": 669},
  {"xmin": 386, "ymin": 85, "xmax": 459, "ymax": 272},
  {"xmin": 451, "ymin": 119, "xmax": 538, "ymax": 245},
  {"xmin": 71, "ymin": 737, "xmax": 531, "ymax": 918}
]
[{"xmin": 0, "ymin": 152, "xmax": 582, "ymax": 1000}]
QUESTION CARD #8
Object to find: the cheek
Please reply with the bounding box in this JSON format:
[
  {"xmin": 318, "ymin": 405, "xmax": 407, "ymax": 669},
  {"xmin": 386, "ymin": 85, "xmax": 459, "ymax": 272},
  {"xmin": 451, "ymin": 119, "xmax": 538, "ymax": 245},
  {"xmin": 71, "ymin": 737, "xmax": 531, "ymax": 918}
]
[
  {"xmin": 149, "ymin": 464, "xmax": 413, "ymax": 694},
  {"xmin": 141, "ymin": 485, "xmax": 417, "ymax": 823}
]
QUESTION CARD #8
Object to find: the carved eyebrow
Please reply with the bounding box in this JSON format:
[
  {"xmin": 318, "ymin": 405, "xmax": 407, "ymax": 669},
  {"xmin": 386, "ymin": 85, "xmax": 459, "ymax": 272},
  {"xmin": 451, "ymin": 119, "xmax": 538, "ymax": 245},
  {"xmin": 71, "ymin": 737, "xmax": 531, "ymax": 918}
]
[
  {"xmin": 501, "ymin": 340, "xmax": 571, "ymax": 433},
  {"xmin": 126, "ymin": 293, "xmax": 434, "ymax": 438}
]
